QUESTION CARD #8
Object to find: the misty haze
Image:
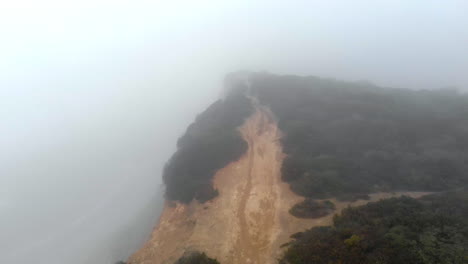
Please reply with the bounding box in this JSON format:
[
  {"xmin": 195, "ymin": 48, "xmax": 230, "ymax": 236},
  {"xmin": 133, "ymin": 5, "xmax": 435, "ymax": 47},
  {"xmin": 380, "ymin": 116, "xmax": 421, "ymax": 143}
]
[{"xmin": 1, "ymin": 1, "xmax": 468, "ymax": 264}]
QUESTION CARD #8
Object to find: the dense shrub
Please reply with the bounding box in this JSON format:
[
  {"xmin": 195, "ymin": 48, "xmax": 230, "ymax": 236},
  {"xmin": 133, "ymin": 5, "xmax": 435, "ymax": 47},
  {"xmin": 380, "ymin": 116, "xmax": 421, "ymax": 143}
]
[
  {"xmin": 289, "ymin": 199, "xmax": 335, "ymax": 218},
  {"xmin": 174, "ymin": 252, "xmax": 220, "ymax": 264},
  {"xmin": 281, "ymin": 190, "xmax": 468, "ymax": 264},
  {"xmin": 250, "ymin": 73, "xmax": 468, "ymax": 199},
  {"xmin": 163, "ymin": 90, "xmax": 253, "ymax": 203}
]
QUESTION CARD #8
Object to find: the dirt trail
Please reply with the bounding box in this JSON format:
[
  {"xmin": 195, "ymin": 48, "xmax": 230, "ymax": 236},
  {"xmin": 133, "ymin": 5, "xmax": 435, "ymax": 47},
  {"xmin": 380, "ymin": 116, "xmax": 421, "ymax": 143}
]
[{"xmin": 127, "ymin": 106, "xmax": 431, "ymax": 264}]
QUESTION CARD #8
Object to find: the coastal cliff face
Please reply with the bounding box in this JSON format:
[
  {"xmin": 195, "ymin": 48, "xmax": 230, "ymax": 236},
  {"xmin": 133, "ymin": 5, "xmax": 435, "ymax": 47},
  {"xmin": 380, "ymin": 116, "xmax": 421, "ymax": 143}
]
[
  {"xmin": 128, "ymin": 105, "xmax": 311, "ymax": 264},
  {"xmin": 125, "ymin": 73, "xmax": 468, "ymax": 264},
  {"xmin": 127, "ymin": 103, "xmax": 429, "ymax": 264}
]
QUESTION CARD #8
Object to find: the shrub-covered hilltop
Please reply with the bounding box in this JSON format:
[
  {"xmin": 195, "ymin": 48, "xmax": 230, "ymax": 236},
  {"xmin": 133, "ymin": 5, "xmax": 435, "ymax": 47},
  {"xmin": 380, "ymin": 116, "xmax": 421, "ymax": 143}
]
[
  {"xmin": 163, "ymin": 72, "xmax": 468, "ymax": 203},
  {"xmin": 281, "ymin": 189, "xmax": 468, "ymax": 264},
  {"xmin": 249, "ymin": 73, "xmax": 468, "ymax": 200},
  {"xmin": 163, "ymin": 87, "xmax": 253, "ymax": 203}
]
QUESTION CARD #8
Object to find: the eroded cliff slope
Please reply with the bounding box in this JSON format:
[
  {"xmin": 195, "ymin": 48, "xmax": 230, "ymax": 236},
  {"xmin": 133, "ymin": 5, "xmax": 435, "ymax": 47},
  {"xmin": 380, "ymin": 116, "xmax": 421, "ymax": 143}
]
[
  {"xmin": 128, "ymin": 105, "xmax": 301, "ymax": 264},
  {"xmin": 128, "ymin": 102, "xmax": 429, "ymax": 264}
]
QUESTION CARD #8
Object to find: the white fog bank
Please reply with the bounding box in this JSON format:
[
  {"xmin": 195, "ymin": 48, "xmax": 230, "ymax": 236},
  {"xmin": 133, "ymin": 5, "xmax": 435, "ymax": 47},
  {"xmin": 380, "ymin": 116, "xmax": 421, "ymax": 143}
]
[{"xmin": 1, "ymin": 1, "xmax": 467, "ymax": 263}]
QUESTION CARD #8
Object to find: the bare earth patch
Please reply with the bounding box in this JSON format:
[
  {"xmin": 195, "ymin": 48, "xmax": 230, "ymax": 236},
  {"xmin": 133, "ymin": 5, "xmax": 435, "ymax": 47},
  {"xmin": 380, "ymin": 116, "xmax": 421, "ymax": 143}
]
[{"xmin": 127, "ymin": 107, "xmax": 431, "ymax": 264}]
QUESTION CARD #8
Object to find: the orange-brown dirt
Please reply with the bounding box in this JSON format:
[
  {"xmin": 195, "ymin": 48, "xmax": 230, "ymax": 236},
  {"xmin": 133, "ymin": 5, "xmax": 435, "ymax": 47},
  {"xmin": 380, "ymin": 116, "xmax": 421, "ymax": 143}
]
[{"xmin": 127, "ymin": 106, "xmax": 431, "ymax": 264}]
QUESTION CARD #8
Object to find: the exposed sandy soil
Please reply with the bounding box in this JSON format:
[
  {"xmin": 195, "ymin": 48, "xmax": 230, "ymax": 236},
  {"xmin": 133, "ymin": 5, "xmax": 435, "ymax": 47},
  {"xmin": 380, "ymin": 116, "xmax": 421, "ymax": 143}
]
[{"xmin": 127, "ymin": 106, "xmax": 431, "ymax": 264}]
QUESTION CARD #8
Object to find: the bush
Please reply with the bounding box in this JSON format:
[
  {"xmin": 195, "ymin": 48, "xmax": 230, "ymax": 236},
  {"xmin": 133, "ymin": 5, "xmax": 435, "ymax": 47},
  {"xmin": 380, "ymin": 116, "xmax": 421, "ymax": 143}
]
[
  {"xmin": 174, "ymin": 252, "xmax": 220, "ymax": 264},
  {"xmin": 289, "ymin": 199, "xmax": 335, "ymax": 218}
]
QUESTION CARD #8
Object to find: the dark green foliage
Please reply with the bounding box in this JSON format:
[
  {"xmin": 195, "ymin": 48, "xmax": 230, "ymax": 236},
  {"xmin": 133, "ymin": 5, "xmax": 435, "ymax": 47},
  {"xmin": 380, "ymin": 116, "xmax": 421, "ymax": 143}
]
[
  {"xmin": 164, "ymin": 92, "xmax": 253, "ymax": 203},
  {"xmin": 250, "ymin": 73, "xmax": 468, "ymax": 199},
  {"xmin": 289, "ymin": 199, "xmax": 335, "ymax": 218},
  {"xmin": 174, "ymin": 252, "xmax": 220, "ymax": 264},
  {"xmin": 280, "ymin": 190, "xmax": 468, "ymax": 264}
]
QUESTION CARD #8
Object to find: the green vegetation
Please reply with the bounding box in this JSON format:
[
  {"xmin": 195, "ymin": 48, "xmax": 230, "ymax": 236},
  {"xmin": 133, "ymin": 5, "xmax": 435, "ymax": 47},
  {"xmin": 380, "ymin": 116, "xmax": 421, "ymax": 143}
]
[
  {"xmin": 289, "ymin": 199, "xmax": 335, "ymax": 218},
  {"xmin": 174, "ymin": 252, "xmax": 220, "ymax": 264},
  {"xmin": 280, "ymin": 190, "xmax": 468, "ymax": 264},
  {"xmin": 250, "ymin": 73, "xmax": 468, "ymax": 199},
  {"xmin": 163, "ymin": 89, "xmax": 253, "ymax": 203}
]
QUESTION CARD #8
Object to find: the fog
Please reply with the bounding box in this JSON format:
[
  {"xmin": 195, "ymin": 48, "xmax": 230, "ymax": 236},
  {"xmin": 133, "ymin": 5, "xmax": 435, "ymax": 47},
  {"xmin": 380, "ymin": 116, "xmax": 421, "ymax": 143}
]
[{"xmin": 1, "ymin": 1, "xmax": 467, "ymax": 263}]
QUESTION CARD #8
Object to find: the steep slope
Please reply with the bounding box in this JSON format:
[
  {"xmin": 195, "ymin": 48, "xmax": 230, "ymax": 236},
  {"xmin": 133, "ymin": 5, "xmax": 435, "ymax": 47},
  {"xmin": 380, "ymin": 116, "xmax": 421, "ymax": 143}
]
[
  {"xmin": 128, "ymin": 102, "xmax": 429, "ymax": 264},
  {"xmin": 163, "ymin": 91, "xmax": 253, "ymax": 203},
  {"xmin": 127, "ymin": 105, "xmax": 298, "ymax": 264}
]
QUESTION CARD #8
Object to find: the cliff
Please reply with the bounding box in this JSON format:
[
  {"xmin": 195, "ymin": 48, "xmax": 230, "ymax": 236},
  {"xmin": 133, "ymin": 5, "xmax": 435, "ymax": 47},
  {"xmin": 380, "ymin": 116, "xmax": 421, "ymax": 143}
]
[
  {"xmin": 127, "ymin": 97, "xmax": 429, "ymax": 264},
  {"xmin": 128, "ymin": 103, "xmax": 309, "ymax": 264},
  {"xmin": 126, "ymin": 73, "xmax": 468, "ymax": 263}
]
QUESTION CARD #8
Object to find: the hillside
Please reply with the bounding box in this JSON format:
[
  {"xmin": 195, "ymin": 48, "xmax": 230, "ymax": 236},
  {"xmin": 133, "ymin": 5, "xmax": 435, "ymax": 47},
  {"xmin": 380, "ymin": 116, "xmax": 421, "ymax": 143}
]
[
  {"xmin": 249, "ymin": 73, "xmax": 468, "ymax": 200},
  {"xmin": 127, "ymin": 72, "xmax": 468, "ymax": 264}
]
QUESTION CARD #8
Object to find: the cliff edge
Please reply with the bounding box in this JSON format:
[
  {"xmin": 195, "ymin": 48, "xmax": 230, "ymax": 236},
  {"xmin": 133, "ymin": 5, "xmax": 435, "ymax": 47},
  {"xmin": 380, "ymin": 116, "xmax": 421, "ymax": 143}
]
[
  {"xmin": 127, "ymin": 101, "xmax": 429, "ymax": 264},
  {"xmin": 128, "ymin": 104, "xmax": 313, "ymax": 264}
]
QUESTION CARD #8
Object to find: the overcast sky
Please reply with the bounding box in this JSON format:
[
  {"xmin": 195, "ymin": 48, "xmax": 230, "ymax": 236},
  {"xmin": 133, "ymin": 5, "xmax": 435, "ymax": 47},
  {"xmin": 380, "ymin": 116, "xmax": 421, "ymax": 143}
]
[{"xmin": 1, "ymin": 1, "xmax": 467, "ymax": 264}]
